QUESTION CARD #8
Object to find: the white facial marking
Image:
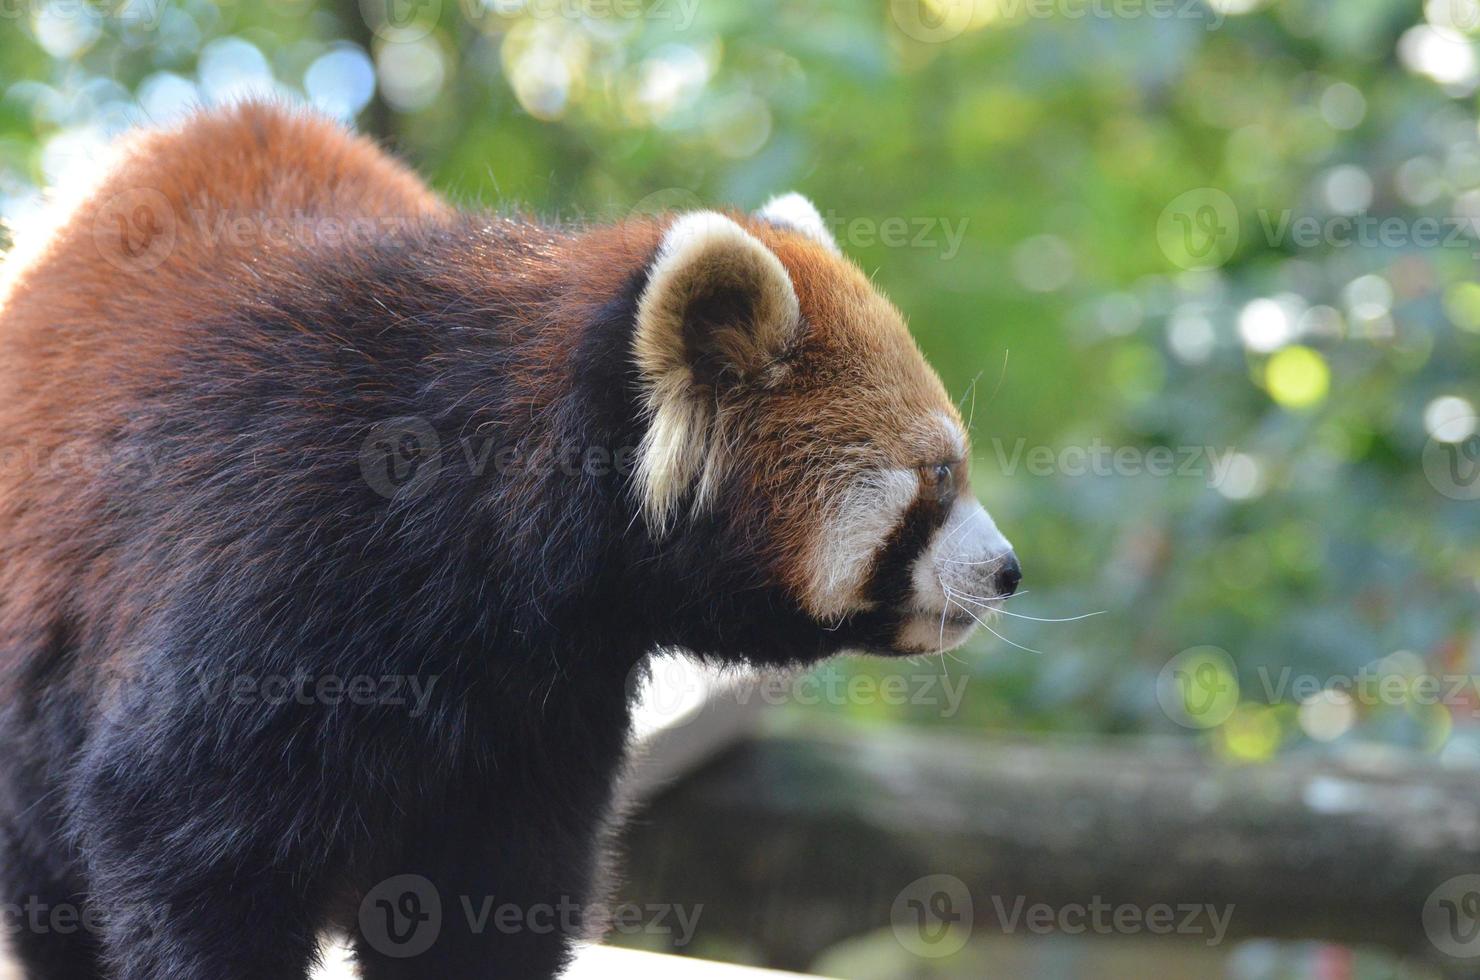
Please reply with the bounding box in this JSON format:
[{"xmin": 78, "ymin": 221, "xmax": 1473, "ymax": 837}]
[
  {"xmin": 803, "ymin": 467, "xmax": 917, "ymax": 618},
  {"xmin": 896, "ymin": 612, "xmax": 972, "ymax": 653},
  {"xmin": 894, "ymin": 497, "xmax": 1014, "ymax": 653},
  {"xmin": 934, "ymin": 410, "xmax": 967, "ymax": 461},
  {"xmin": 912, "ymin": 498, "xmax": 1013, "ymax": 607}
]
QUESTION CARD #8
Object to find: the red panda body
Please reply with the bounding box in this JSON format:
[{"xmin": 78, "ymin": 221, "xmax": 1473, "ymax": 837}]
[{"xmin": 0, "ymin": 104, "xmax": 1018, "ymax": 979}]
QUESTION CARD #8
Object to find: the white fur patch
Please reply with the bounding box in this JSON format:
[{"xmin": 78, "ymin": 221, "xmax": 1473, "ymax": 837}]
[
  {"xmin": 935, "ymin": 410, "xmax": 967, "ymax": 460},
  {"xmin": 802, "ymin": 467, "xmax": 918, "ymax": 619},
  {"xmin": 755, "ymin": 192, "xmax": 840, "ymax": 255},
  {"xmin": 895, "ymin": 612, "xmax": 975, "ymax": 654},
  {"xmin": 892, "ymin": 497, "xmax": 1014, "ymax": 652},
  {"xmin": 635, "ymin": 397, "xmax": 713, "ymax": 531},
  {"xmin": 911, "ymin": 498, "xmax": 1013, "ymax": 607},
  {"xmin": 632, "ymin": 211, "xmax": 800, "ymax": 532}
]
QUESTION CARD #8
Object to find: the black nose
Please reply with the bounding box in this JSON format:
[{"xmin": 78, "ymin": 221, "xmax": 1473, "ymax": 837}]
[{"xmin": 994, "ymin": 553, "xmax": 1022, "ymax": 597}]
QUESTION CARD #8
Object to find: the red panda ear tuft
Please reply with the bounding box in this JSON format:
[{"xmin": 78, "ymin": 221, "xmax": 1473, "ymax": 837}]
[
  {"xmin": 754, "ymin": 192, "xmax": 840, "ymax": 255},
  {"xmin": 632, "ymin": 211, "xmax": 800, "ymax": 532}
]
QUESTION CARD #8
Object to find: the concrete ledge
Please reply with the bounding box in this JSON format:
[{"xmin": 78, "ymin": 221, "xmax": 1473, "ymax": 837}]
[
  {"xmin": 314, "ymin": 940, "xmax": 817, "ymax": 978},
  {"xmin": 1, "ymin": 938, "xmax": 818, "ymax": 979}
]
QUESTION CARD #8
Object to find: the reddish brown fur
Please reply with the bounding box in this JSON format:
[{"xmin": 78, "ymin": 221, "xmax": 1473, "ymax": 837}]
[
  {"xmin": 0, "ymin": 105, "xmax": 675, "ymax": 693},
  {"xmin": 0, "ymin": 105, "xmax": 450, "ymax": 680},
  {"xmin": 0, "ymin": 103, "xmax": 984, "ymax": 979},
  {"xmin": 0, "ymin": 105, "xmax": 957, "ymax": 651},
  {"xmin": 698, "ymin": 221, "xmax": 966, "ymax": 613}
]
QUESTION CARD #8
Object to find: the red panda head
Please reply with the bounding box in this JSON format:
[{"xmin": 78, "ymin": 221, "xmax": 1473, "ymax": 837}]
[{"xmin": 630, "ymin": 193, "xmax": 1020, "ymax": 657}]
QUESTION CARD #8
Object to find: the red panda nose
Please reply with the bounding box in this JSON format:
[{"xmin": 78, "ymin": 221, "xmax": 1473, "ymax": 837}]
[{"xmin": 994, "ymin": 552, "xmax": 1022, "ymax": 598}]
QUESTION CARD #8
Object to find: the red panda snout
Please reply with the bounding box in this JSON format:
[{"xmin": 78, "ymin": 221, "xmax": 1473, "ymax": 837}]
[{"xmin": 898, "ymin": 496, "xmax": 1019, "ymax": 653}]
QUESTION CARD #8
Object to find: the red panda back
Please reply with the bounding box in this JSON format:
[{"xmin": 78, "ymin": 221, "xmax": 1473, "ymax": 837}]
[
  {"xmin": 0, "ymin": 101, "xmax": 447, "ymax": 352},
  {"xmin": 0, "ymin": 104, "xmax": 450, "ymax": 668}
]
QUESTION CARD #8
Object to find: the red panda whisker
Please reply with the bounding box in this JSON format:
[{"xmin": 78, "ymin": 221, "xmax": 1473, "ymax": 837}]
[
  {"xmin": 936, "ymin": 507, "xmax": 986, "ymax": 551},
  {"xmin": 991, "ymin": 348, "xmax": 1011, "ymax": 398},
  {"xmin": 993, "ymin": 608, "xmax": 1105, "ymax": 624},
  {"xmin": 955, "ymin": 369, "xmax": 985, "ymax": 433},
  {"xmin": 941, "ymin": 584, "xmax": 1017, "ymax": 602},
  {"xmin": 945, "ymin": 586, "xmax": 1030, "ymax": 603},
  {"xmin": 945, "ymin": 596, "xmax": 1044, "ymax": 655},
  {"xmin": 947, "ymin": 593, "xmax": 1105, "ymax": 624}
]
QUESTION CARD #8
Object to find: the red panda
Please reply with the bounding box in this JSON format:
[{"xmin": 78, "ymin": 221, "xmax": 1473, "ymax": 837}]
[{"xmin": 0, "ymin": 103, "xmax": 1019, "ymax": 979}]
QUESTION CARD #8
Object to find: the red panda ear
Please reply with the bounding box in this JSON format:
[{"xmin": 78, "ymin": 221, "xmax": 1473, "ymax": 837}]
[
  {"xmin": 635, "ymin": 211, "xmax": 800, "ymax": 386},
  {"xmin": 754, "ymin": 192, "xmax": 840, "ymax": 255},
  {"xmin": 632, "ymin": 211, "xmax": 800, "ymax": 532}
]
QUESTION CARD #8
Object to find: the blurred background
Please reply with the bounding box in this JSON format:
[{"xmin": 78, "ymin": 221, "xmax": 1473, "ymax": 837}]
[{"xmin": 2, "ymin": 0, "xmax": 1480, "ymax": 977}]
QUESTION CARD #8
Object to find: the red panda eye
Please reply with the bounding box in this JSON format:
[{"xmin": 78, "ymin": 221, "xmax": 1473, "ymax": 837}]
[{"xmin": 919, "ymin": 463, "xmax": 954, "ymax": 498}]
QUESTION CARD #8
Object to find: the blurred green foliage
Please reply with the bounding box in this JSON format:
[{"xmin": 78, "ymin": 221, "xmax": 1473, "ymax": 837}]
[{"xmin": 1, "ymin": 0, "xmax": 1478, "ymax": 761}]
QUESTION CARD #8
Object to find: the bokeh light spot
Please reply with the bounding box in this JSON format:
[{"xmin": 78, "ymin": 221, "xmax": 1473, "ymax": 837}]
[
  {"xmin": 378, "ymin": 36, "xmax": 447, "ymax": 114},
  {"xmin": 1424, "ymin": 395, "xmax": 1478, "ymax": 442},
  {"xmin": 1238, "ymin": 297, "xmax": 1294, "ymax": 353},
  {"xmin": 1443, "ymin": 282, "xmax": 1480, "ymax": 331},
  {"xmin": 305, "ymin": 46, "xmax": 376, "ymax": 122},
  {"xmin": 1298, "ymin": 689, "xmax": 1355, "ymax": 742},
  {"xmin": 32, "ymin": 1, "xmax": 101, "ymax": 59},
  {"xmin": 1265, "ymin": 346, "xmax": 1330, "ymax": 409},
  {"xmin": 1219, "ymin": 704, "xmax": 1283, "ymax": 762},
  {"xmin": 198, "ymin": 37, "xmax": 276, "ymax": 105},
  {"xmin": 1216, "ymin": 453, "xmax": 1266, "ymax": 501}
]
